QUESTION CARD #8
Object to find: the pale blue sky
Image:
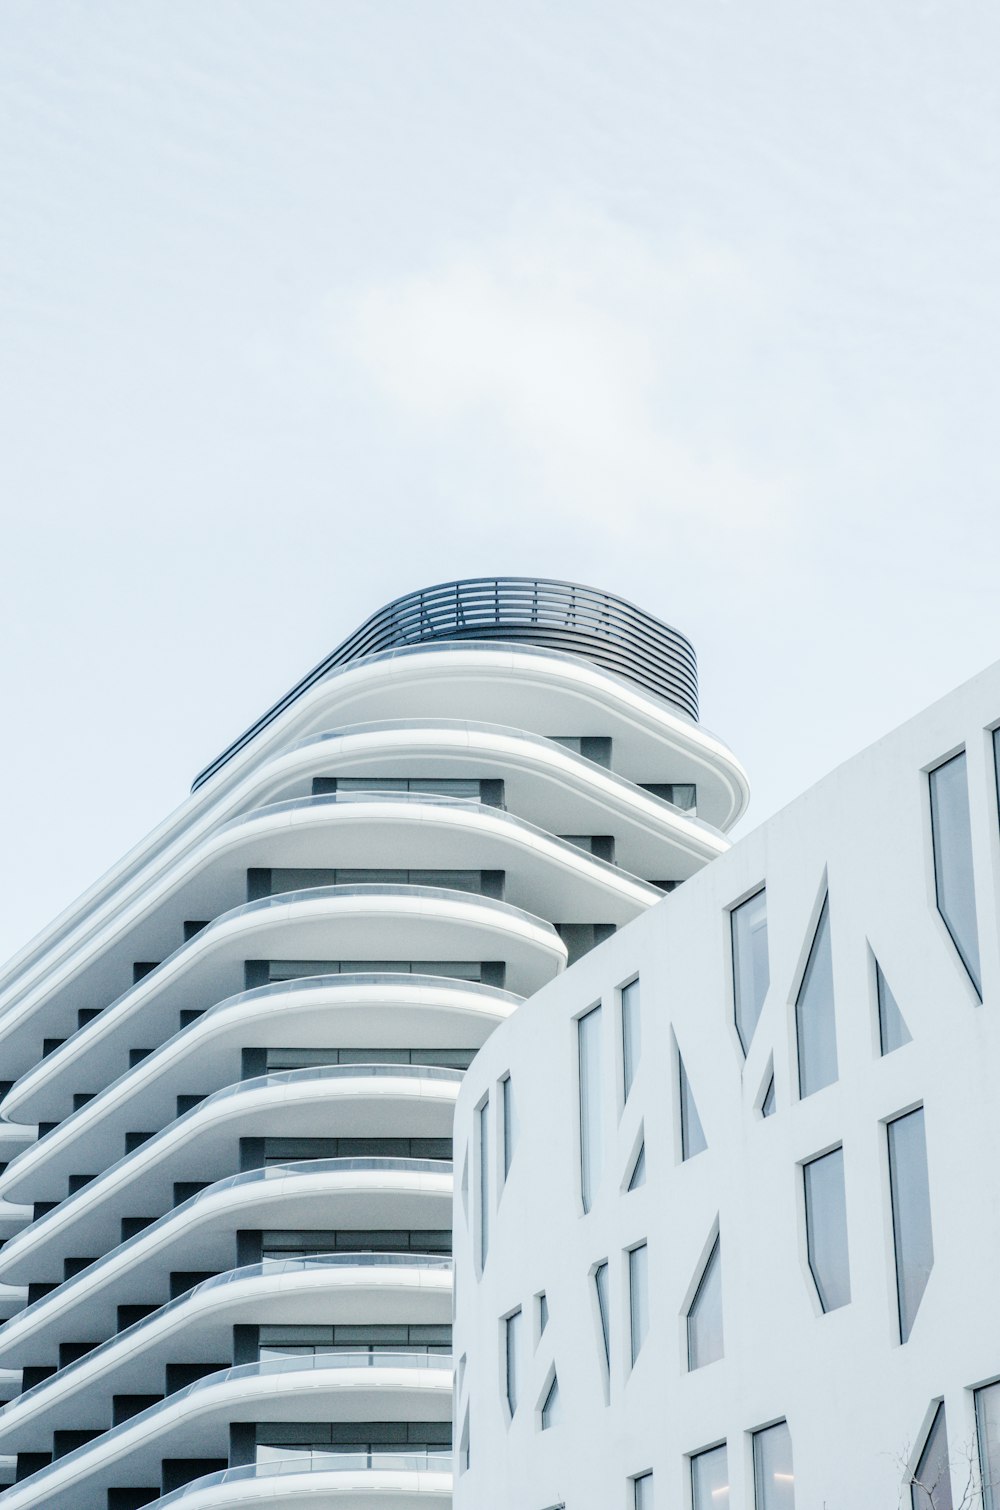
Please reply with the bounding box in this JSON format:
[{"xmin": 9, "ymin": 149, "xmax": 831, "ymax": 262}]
[{"xmin": 2, "ymin": 2, "xmax": 999, "ymax": 959}]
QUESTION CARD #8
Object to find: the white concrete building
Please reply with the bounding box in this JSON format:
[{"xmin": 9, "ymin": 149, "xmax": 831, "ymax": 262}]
[
  {"xmin": 452, "ymin": 652, "xmax": 1000, "ymax": 1510},
  {"xmin": 0, "ymin": 579, "xmax": 746, "ymax": 1508}
]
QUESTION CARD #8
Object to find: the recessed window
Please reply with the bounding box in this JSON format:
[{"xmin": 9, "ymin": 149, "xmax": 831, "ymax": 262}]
[
  {"xmin": 876, "ymin": 960, "xmax": 911, "ymax": 1055},
  {"xmin": 621, "ymin": 979, "xmax": 641, "ymax": 1101},
  {"xmin": 540, "ymin": 1371, "xmax": 561, "ymax": 1429},
  {"xmin": 929, "ymin": 752, "xmax": 982, "ymax": 996},
  {"xmin": 975, "ymin": 1381, "xmax": 1000, "ymax": 1510},
  {"xmin": 731, "ymin": 890, "xmax": 769, "ymax": 1054},
  {"xmin": 578, "ymin": 1005, "xmax": 604, "ymax": 1214},
  {"xmin": 505, "ymin": 1309, "xmax": 522, "ymax": 1416},
  {"xmin": 678, "ymin": 1051, "xmax": 707, "ymax": 1159},
  {"xmin": 753, "ymin": 1420, "xmax": 795, "ymax": 1508},
  {"xmin": 628, "ymin": 1140, "xmax": 647, "ymax": 1191},
  {"xmin": 686, "ymin": 1235, "xmax": 723, "ymax": 1370},
  {"xmin": 478, "ymin": 1098, "xmax": 490, "ymax": 1269},
  {"xmin": 628, "ymin": 1243, "xmax": 648, "ymax": 1366},
  {"xmin": 888, "ymin": 1107, "xmax": 934, "ymax": 1343},
  {"xmin": 502, "ymin": 1075, "xmax": 517, "ymax": 1180},
  {"xmin": 633, "ymin": 1470, "xmax": 653, "ymax": 1509},
  {"xmin": 594, "ymin": 1262, "xmax": 610, "ymax": 1372},
  {"xmin": 537, "ymin": 1291, "xmax": 549, "ymax": 1336},
  {"xmin": 691, "ymin": 1444, "xmax": 729, "ymax": 1510},
  {"xmin": 761, "ymin": 1071, "xmax": 776, "ymax": 1118},
  {"xmin": 910, "ymin": 1402, "xmax": 951, "ymax": 1510},
  {"xmin": 803, "ymin": 1147, "xmax": 851, "ymax": 1312},
  {"xmin": 795, "ymin": 895, "xmax": 839, "ymax": 1098}
]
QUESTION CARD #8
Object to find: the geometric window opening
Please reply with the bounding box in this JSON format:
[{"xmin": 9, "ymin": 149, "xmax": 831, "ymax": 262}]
[
  {"xmin": 753, "ymin": 1420, "xmax": 795, "ymax": 1509},
  {"xmin": 929, "ymin": 751, "xmax": 982, "ymax": 998},
  {"xmin": 876, "ymin": 961, "xmax": 911, "ymax": 1056},
  {"xmin": 633, "ymin": 1471, "xmax": 653, "ymax": 1510},
  {"xmin": 622, "ymin": 978, "xmax": 641, "ymax": 1101},
  {"xmin": 627, "ymin": 1140, "xmax": 647, "ymax": 1191},
  {"xmin": 540, "ymin": 1371, "xmax": 561, "ymax": 1430},
  {"xmin": 888, "ymin": 1107, "xmax": 934, "ymax": 1345},
  {"xmin": 910, "ymin": 1401, "xmax": 952, "ymax": 1510},
  {"xmin": 686, "ymin": 1234, "xmax": 723, "ymax": 1370},
  {"xmin": 795, "ymin": 894, "xmax": 839, "ymax": 1099},
  {"xmin": 760, "ymin": 1064, "xmax": 777, "ymax": 1119},
  {"xmin": 975, "ymin": 1380, "xmax": 1000, "ymax": 1510},
  {"xmin": 578, "ymin": 1004, "xmax": 604, "ymax": 1214},
  {"xmin": 594, "ymin": 1261, "xmax": 611, "ymax": 1373},
  {"xmin": 691, "ymin": 1443, "xmax": 729, "ymax": 1510},
  {"xmin": 538, "ymin": 1291, "xmax": 549, "ymax": 1337},
  {"xmin": 732, "ymin": 889, "xmax": 769, "ymax": 1055},
  {"xmin": 678, "ymin": 1052, "xmax": 707, "ymax": 1160},
  {"xmin": 505, "ymin": 1308, "xmax": 522, "ymax": 1417},
  {"xmin": 628, "ymin": 1242, "xmax": 648, "ymax": 1367},
  {"xmin": 803, "ymin": 1146, "xmax": 851, "ymax": 1313}
]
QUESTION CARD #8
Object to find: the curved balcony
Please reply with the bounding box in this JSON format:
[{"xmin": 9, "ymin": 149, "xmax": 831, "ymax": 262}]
[
  {"xmin": 0, "ymin": 1158, "xmax": 453, "ymax": 1337},
  {"xmin": 149, "ymin": 1455, "xmax": 453, "ymax": 1507},
  {"xmin": 193, "ymin": 577, "xmax": 700, "ymax": 790}
]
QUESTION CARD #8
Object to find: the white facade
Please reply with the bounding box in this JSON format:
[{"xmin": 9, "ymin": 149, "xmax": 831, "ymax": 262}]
[
  {"xmin": 0, "ymin": 580, "xmax": 746, "ymax": 1508},
  {"xmin": 453, "ymin": 655, "xmax": 1000, "ymax": 1510}
]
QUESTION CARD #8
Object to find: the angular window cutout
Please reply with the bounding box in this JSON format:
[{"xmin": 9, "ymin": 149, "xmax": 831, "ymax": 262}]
[
  {"xmin": 803, "ymin": 1147, "xmax": 851, "ymax": 1312},
  {"xmin": 537, "ymin": 1291, "xmax": 549, "ymax": 1336},
  {"xmin": 758, "ymin": 1058, "xmax": 777, "ymax": 1119},
  {"xmin": 753, "ymin": 1421, "xmax": 795, "ymax": 1509},
  {"xmin": 594, "ymin": 1262, "xmax": 611, "ymax": 1372},
  {"xmin": 679, "ymin": 1052, "xmax": 707, "ymax": 1159},
  {"xmin": 687, "ymin": 1235, "xmax": 723, "ymax": 1370},
  {"xmin": 478, "ymin": 1099, "xmax": 490, "ymax": 1269},
  {"xmin": 911, "ymin": 1402, "xmax": 952, "ymax": 1510},
  {"xmin": 732, "ymin": 890, "xmax": 769, "ymax": 1054},
  {"xmin": 796, "ymin": 895, "xmax": 839, "ymax": 1098},
  {"xmin": 975, "ymin": 1380, "xmax": 1000, "ymax": 1510},
  {"xmin": 629, "ymin": 1243, "xmax": 648, "ymax": 1365},
  {"xmin": 541, "ymin": 1371, "xmax": 561, "ymax": 1429},
  {"xmin": 622, "ymin": 978, "xmax": 641, "ymax": 1100},
  {"xmin": 459, "ymin": 1406, "xmax": 470, "ymax": 1473},
  {"xmin": 691, "ymin": 1444, "xmax": 729, "ymax": 1510},
  {"xmin": 929, "ymin": 752, "xmax": 982, "ymax": 997},
  {"xmin": 502, "ymin": 1075, "xmax": 517, "ymax": 1180},
  {"xmin": 876, "ymin": 961, "xmax": 911, "ymax": 1055},
  {"xmin": 628, "ymin": 1141, "xmax": 647, "ymax": 1191},
  {"xmin": 578, "ymin": 1005, "xmax": 604, "ymax": 1214},
  {"xmin": 888, "ymin": 1107, "xmax": 934, "ymax": 1344},
  {"xmin": 633, "ymin": 1471, "xmax": 653, "ymax": 1510},
  {"xmin": 505, "ymin": 1309, "xmax": 522, "ymax": 1416}
]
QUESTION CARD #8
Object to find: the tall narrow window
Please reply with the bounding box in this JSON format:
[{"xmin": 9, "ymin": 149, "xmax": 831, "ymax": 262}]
[
  {"xmin": 627, "ymin": 1140, "xmax": 646, "ymax": 1190},
  {"xmin": 975, "ymin": 1381, "xmax": 1000, "ymax": 1510},
  {"xmin": 929, "ymin": 752, "xmax": 982, "ymax": 996},
  {"xmin": 594, "ymin": 1262, "xmax": 610, "ymax": 1371},
  {"xmin": 621, "ymin": 979, "xmax": 641, "ymax": 1100},
  {"xmin": 541, "ymin": 1371, "xmax": 561, "ymax": 1429},
  {"xmin": 578, "ymin": 1005, "xmax": 604, "ymax": 1213},
  {"xmin": 795, "ymin": 895, "xmax": 839, "ymax": 1098},
  {"xmin": 753, "ymin": 1421, "xmax": 795, "ymax": 1509},
  {"xmin": 888, "ymin": 1107, "xmax": 934, "ymax": 1343},
  {"xmin": 538, "ymin": 1291, "xmax": 549, "ymax": 1335},
  {"xmin": 502, "ymin": 1075, "xmax": 517, "ymax": 1179},
  {"xmin": 478, "ymin": 1098, "xmax": 490, "ymax": 1269},
  {"xmin": 628, "ymin": 1242, "xmax": 648, "ymax": 1366},
  {"xmin": 633, "ymin": 1471, "xmax": 653, "ymax": 1509},
  {"xmin": 732, "ymin": 889, "xmax": 769, "ymax": 1053},
  {"xmin": 876, "ymin": 961, "xmax": 911, "ymax": 1055},
  {"xmin": 761, "ymin": 1071, "xmax": 777, "ymax": 1118},
  {"xmin": 679, "ymin": 1052, "xmax": 707, "ymax": 1159},
  {"xmin": 692, "ymin": 1444, "xmax": 729, "ymax": 1510},
  {"xmin": 803, "ymin": 1147, "xmax": 851, "ymax": 1312},
  {"xmin": 505, "ymin": 1309, "xmax": 522, "ymax": 1416},
  {"xmin": 687, "ymin": 1234, "xmax": 723, "ymax": 1369},
  {"xmin": 911, "ymin": 1403, "xmax": 952, "ymax": 1510}
]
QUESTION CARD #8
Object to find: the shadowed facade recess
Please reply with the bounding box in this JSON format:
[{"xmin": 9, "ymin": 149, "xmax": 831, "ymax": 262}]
[{"xmin": 0, "ymin": 579, "xmax": 747, "ymax": 1508}]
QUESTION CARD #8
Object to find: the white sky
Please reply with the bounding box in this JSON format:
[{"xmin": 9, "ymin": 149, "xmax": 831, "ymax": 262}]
[{"xmin": 2, "ymin": 2, "xmax": 999, "ymax": 961}]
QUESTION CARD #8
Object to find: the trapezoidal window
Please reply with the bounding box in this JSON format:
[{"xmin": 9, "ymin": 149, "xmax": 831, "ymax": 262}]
[
  {"xmin": 686, "ymin": 1234, "xmax": 723, "ymax": 1370},
  {"xmin": 911, "ymin": 1402, "xmax": 952, "ymax": 1510},
  {"xmin": 731, "ymin": 889, "xmax": 769, "ymax": 1054},
  {"xmin": 975, "ymin": 1380, "xmax": 1000, "ymax": 1510},
  {"xmin": 678, "ymin": 1050, "xmax": 707, "ymax": 1159},
  {"xmin": 621, "ymin": 978, "xmax": 641, "ymax": 1101},
  {"xmin": 578, "ymin": 1004, "xmax": 604, "ymax": 1214},
  {"xmin": 795, "ymin": 895, "xmax": 839, "ymax": 1098},
  {"xmin": 929, "ymin": 751, "xmax": 982, "ymax": 997},
  {"xmin": 876, "ymin": 960, "xmax": 911, "ymax": 1055},
  {"xmin": 691, "ymin": 1444, "xmax": 729, "ymax": 1510},
  {"xmin": 888, "ymin": 1106, "xmax": 934, "ymax": 1343},
  {"xmin": 753, "ymin": 1420, "xmax": 795, "ymax": 1509},
  {"xmin": 803, "ymin": 1146, "xmax": 851, "ymax": 1312}
]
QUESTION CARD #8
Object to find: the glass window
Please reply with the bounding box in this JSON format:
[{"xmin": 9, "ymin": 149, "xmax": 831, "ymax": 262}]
[
  {"xmin": 876, "ymin": 961, "xmax": 911, "ymax": 1055},
  {"xmin": 541, "ymin": 1372, "xmax": 561, "ymax": 1429},
  {"xmin": 622, "ymin": 979, "xmax": 641, "ymax": 1100},
  {"xmin": 975, "ymin": 1381, "xmax": 1000, "ymax": 1510},
  {"xmin": 505, "ymin": 1309, "xmax": 522, "ymax": 1416},
  {"xmin": 911, "ymin": 1403, "xmax": 952, "ymax": 1510},
  {"xmin": 578, "ymin": 1005, "xmax": 604, "ymax": 1214},
  {"xmin": 803, "ymin": 1147, "xmax": 851, "ymax": 1312},
  {"xmin": 761, "ymin": 1073, "xmax": 776, "ymax": 1118},
  {"xmin": 732, "ymin": 890, "xmax": 769, "ymax": 1054},
  {"xmin": 692, "ymin": 1444, "xmax": 729, "ymax": 1510},
  {"xmin": 538, "ymin": 1291, "xmax": 549, "ymax": 1335},
  {"xmin": 502, "ymin": 1075, "xmax": 517, "ymax": 1179},
  {"xmin": 634, "ymin": 1471, "xmax": 653, "ymax": 1509},
  {"xmin": 594, "ymin": 1262, "xmax": 610, "ymax": 1371},
  {"xmin": 478, "ymin": 1099, "xmax": 489, "ymax": 1269},
  {"xmin": 679, "ymin": 1052, "xmax": 707, "ymax": 1159},
  {"xmin": 929, "ymin": 752, "xmax": 982, "ymax": 996},
  {"xmin": 687, "ymin": 1236, "xmax": 723, "ymax": 1370},
  {"xmin": 888, "ymin": 1107, "xmax": 934, "ymax": 1343},
  {"xmin": 753, "ymin": 1421, "xmax": 795, "ymax": 1509},
  {"xmin": 629, "ymin": 1243, "xmax": 648, "ymax": 1366},
  {"xmin": 796, "ymin": 896, "xmax": 839, "ymax": 1098},
  {"xmin": 628, "ymin": 1141, "xmax": 646, "ymax": 1191}
]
